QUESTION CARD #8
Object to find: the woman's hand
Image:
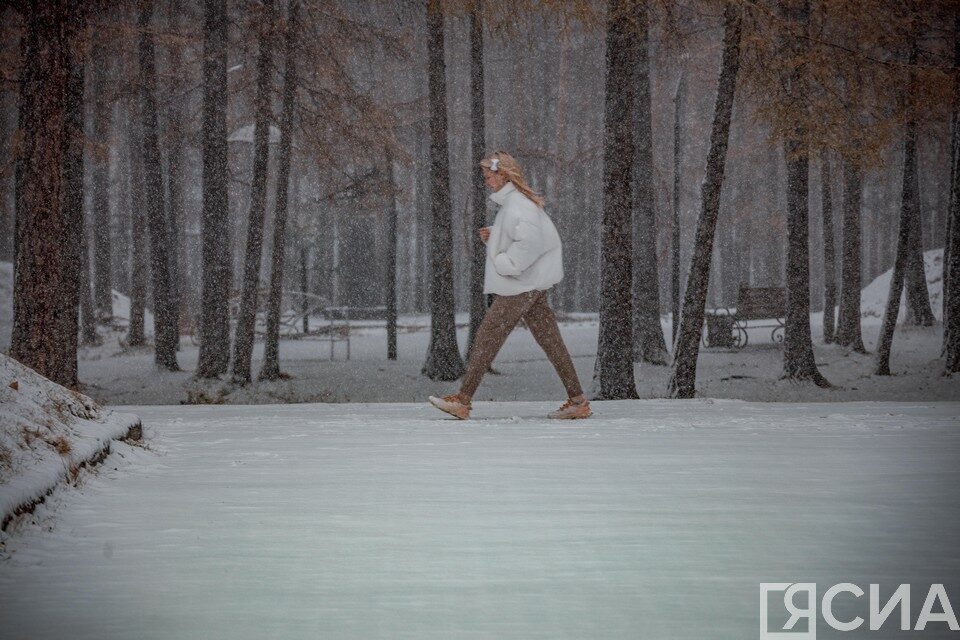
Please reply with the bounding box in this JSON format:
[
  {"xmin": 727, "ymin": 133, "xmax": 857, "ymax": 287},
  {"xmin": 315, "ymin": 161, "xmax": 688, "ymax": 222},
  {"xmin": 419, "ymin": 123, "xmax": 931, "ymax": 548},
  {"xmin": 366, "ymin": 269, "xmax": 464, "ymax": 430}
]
[{"xmin": 478, "ymin": 226, "xmax": 491, "ymax": 244}]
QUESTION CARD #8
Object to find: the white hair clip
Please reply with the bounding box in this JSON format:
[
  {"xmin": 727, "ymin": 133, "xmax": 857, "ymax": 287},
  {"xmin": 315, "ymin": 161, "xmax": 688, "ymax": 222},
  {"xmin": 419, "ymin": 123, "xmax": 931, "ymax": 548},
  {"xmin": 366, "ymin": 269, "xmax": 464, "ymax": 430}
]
[{"xmin": 490, "ymin": 158, "xmax": 500, "ymax": 172}]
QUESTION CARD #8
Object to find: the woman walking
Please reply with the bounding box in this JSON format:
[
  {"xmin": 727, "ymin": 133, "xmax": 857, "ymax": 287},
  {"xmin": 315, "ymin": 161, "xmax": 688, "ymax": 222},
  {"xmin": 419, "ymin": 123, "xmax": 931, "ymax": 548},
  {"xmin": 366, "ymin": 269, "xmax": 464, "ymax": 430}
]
[{"xmin": 428, "ymin": 151, "xmax": 591, "ymax": 420}]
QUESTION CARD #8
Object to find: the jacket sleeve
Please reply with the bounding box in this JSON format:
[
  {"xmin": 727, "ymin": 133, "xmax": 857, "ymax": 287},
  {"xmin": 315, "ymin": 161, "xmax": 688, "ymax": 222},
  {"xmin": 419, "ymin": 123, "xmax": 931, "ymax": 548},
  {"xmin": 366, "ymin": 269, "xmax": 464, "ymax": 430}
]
[{"xmin": 493, "ymin": 207, "xmax": 545, "ymax": 277}]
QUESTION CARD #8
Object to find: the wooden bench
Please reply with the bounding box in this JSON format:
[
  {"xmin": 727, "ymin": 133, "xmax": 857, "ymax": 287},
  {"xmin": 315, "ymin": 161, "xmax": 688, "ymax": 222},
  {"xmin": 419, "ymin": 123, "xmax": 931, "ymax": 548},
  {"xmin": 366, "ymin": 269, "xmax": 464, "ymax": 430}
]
[{"xmin": 703, "ymin": 285, "xmax": 786, "ymax": 349}]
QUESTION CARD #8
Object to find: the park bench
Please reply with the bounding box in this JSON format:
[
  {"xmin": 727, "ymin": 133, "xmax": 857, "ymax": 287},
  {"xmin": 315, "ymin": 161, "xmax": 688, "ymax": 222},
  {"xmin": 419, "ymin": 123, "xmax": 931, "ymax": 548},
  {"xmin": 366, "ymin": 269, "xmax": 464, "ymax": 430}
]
[
  {"xmin": 703, "ymin": 285, "xmax": 786, "ymax": 349},
  {"xmin": 319, "ymin": 306, "xmax": 389, "ymax": 360}
]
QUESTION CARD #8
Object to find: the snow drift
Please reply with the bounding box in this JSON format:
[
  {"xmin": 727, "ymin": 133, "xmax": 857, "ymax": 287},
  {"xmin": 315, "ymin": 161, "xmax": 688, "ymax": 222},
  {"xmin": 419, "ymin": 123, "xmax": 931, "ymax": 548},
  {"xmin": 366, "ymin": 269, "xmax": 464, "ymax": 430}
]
[
  {"xmin": 0, "ymin": 353, "xmax": 142, "ymax": 530},
  {"xmin": 859, "ymin": 248, "xmax": 943, "ymax": 321},
  {"xmin": 0, "ymin": 260, "xmax": 154, "ymax": 350}
]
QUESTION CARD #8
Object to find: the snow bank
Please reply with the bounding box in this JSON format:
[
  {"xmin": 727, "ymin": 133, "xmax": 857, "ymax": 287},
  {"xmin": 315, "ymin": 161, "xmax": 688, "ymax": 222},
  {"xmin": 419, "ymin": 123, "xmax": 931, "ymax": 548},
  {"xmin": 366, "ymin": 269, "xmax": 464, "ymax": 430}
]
[
  {"xmin": 0, "ymin": 260, "xmax": 154, "ymax": 352},
  {"xmin": 0, "ymin": 354, "xmax": 142, "ymax": 530},
  {"xmin": 860, "ymin": 248, "xmax": 943, "ymax": 321},
  {"xmin": 110, "ymin": 288, "xmax": 155, "ymax": 336}
]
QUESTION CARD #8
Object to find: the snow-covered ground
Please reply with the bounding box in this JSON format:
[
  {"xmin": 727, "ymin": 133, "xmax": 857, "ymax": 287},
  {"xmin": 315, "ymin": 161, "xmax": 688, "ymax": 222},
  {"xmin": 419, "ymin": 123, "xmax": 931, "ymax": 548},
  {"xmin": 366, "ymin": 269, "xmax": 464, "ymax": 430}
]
[
  {"xmin": 0, "ymin": 354, "xmax": 141, "ymax": 528},
  {"xmin": 1, "ymin": 400, "xmax": 958, "ymax": 639}
]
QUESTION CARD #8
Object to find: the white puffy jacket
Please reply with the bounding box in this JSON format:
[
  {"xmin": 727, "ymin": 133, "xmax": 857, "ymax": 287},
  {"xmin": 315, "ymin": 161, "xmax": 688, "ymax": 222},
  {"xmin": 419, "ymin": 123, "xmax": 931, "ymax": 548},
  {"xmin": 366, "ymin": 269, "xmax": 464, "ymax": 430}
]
[{"xmin": 483, "ymin": 181, "xmax": 563, "ymax": 296}]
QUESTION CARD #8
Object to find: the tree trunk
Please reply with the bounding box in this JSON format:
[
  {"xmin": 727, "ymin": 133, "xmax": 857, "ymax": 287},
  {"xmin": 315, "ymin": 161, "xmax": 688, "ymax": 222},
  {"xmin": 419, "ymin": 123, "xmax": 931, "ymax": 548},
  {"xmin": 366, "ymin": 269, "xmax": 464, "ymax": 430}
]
[
  {"xmin": 80, "ymin": 222, "xmax": 99, "ymax": 346},
  {"xmin": 165, "ymin": 13, "xmax": 186, "ymax": 342},
  {"xmin": 835, "ymin": 158, "xmax": 866, "ymax": 352},
  {"xmin": 671, "ymin": 65, "xmax": 687, "ymax": 345},
  {"xmin": 60, "ymin": 7, "xmax": 86, "ymax": 388},
  {"xmin": 10, "ymin": 1, "xmax": 78, "ymax": 387},
  {"xmin": 466, "ymin": 0, "xmax": 487, "ymax": 359},
  {"xmin": 90, "ymin": 48, "xmax": 113, "ymax": 324},
  {"xmin": 261, "ymin": 0, "xmax": 298, "ymax": 382},
  {"xmin": 138, "ymin": 0, "xmax": 179, "ymax": 370},
  {"xmin": 421, "ymin": 0, "xmax": 465, "ymax": 381},
  {"xmin": 300, "ymin": 247, "xmax": 309, "ymax": 334},
  {"xmin": 631, "ymin": 1, "xmax": 668, "ymax": 366},
  {"xmin": 780, "ymin": 0, "xmax": 829, "ymax": 386},
  {"xmin": 127, "ymin": 118, "xmax": 147, "ymax": 347},
  {"xmin": 667, "ymin": 1, "xmax": 742, "ymax": 399},
  {"xmin": 232, "ymin": 0, "xmax": 275, "ymax": 384},
  {"xmin": 197, "ymin": 0, "xmax": 232, "ymax": 378},
  {"xmin": 876, "ymin": 116, "xmax": 920, "ymax": 374},
  {"xmin": 387, "ymin": 151, "xmax": 399, "ymax": 361},
  {"xmin": 904, "ymin": 136, "xmax": 934, "ymax": 326},
  {"xmin": 594, "ymin": 0, "xmax": 640, "ymax": 400},
  {"xmin": 820, "ymin": 151, "xmax": 837, "ymax": 343},
  {"xmin": 945, "ymin": 16, "xmax": 960, "ymax": 373}
]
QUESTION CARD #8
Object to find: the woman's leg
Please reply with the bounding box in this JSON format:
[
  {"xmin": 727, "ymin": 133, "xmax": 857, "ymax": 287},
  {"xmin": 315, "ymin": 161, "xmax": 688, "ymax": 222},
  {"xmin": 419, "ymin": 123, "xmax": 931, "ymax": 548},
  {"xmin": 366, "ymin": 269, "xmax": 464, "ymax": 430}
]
[
  {"xmin": 458, "ymin": 292, "xmax": 538, "ymax": 400},
  {"xmin": 523, "ymin": 291, "xmax": 584, "ymax": 398}
]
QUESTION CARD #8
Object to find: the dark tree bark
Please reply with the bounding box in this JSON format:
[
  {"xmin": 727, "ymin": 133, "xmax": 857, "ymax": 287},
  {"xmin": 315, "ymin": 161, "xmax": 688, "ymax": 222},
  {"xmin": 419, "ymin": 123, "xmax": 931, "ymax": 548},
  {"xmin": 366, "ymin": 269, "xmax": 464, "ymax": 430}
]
[
  {"xmin": 10, "ymin": 0, "xmax": 78, "ymax": 386},
  {"xmin": 300, "ymin": 246, "xmax": 309, "ymax": 334},
  {"xmin": 671, "ymin": 65, "xmax": 686, "ymax": 345},
  {"xmin": 835, "ymin": 158, "xmax": 866, "ymax": 352},
  {"xmin": 126, "ymin": 118, "xmax": 147, "ymax": 347},
  {"xmin": 261, "ymin": 0, "xmax": 298, "ymax": 381},
  {"xmin": 667, "ymin": 1, "xmax": 742, "ymax": 399},
  {"xmin": 594, "ymin": 0, "xmax": 640, "ymax": 400},
  {"xmin": 780, "ymin": 0, "xmax": 829, "ymax": 386},
  {"xmin": 946, "ymin": 16, "xmax": 960, "ymax": 373},
  {"xmin": 631, "ymin": 1, "xmax": 668, "ymax": 366},
  {"xmin": 466, "ymin": 0, "xmax": 487, "ymax": 359},
  {"xmin": 90, "ymin": 46, "xmax": 113, "ymax": 324},
  {"xmin": 232, "ymin": 0, "xmax": 276, "ymax": 384},
  {"xmin": 79, "ymin": 223, "xmax": 99, "ymax": 346},
  {"xmin": 820, "ymin": 151, "xmax": 837, "ymax": 343},
  {"xmin": 164, "ymin": 10, "xmax": 186, "ymax": 342},
  {"xmin": 60, "ymin": 6, "xmax": 86, "ymax": 388},
  {"xmin": 904, "ymin": 149, "xmax": 935, "ymax": 325},
  {"xmin": 197, "ymin": 0, "xmax": 232, "ymax": 378},
  {"xmin": 876, "ymin": 115, "xmax": 921, "ymax": 375},
  {"xmin": 421, "ymin": 0, "xmax": 465, "ymax": 381},
  {"xmin": 138, "ymin": 0, "xmax": 179, "ymax": 370},
  {"xmin": 387, "ymin": 151, "xmax": 399, "ymax": 361}
]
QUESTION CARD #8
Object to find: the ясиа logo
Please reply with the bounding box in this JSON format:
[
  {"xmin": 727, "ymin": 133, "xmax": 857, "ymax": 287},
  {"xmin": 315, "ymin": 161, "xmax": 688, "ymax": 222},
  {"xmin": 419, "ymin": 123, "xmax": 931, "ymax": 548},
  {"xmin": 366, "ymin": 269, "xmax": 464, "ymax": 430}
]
[{"xmin": 760, "ymin": 583, "xmax": 959, "ymax": 639}]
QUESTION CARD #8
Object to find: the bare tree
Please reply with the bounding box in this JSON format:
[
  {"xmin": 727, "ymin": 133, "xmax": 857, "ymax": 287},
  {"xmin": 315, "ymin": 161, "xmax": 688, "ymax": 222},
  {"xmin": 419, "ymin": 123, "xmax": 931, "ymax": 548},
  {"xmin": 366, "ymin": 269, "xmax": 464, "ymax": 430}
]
[
  {"xmin": 10, "ymin": 0, "xmax": 81, "ymax": 386},
  {"xmin": 138, "ymin": 0, "xmax": 180, "ymax": 370},
  {"xmin": 60, "ymin": 4, "xmax": 87, "ymax": 388},
  {"xmin": 126, "ymin": 112, "xmax": 148, "ymax": 348},
  {"xmin": 780, "ymin": 0, "xmax": 829, "ymax": 386},
  {"xmin": 631, "ymin": 0, "xmax": 668, "ymax": 366},
  {"xmin": 946, "ymin": 15, "xmax": 960, "ymax": 374},
  {"xmin": 876, "ymin": 101, "xmax": 921, "ymax": 375},
  {"xmin": 261, "ymin": 0, "xmax": 299, "ymax": 382},
  {"xmin": 90, "ymin": 44, "xmax": 114, "ymax": 324},
  {"xmin": 667, "ymin": 1, "xmax": 742, "ymax": 399},
  {"xmin": 387, "ymin": 150, "xmax": 399, "ymax": 361},
  {"xmin": 835, "ymin": 157, "xmax": 866, "ymax": 352},
  {"xmin": 671, "ymin": 63, "xmax": 687, "ymax": 345},
  {"xmin": 466, "ymin": 0, "xmax": 487, "ymax": 359},
  {"xmin": 595, "ymin": 0, "xmax": 640, "ymax": 399},
  {"xmin": 820, "ymin": 151, "xmax": 837, "ymax": 343},
  {"xmin": 421, "ymin": 0, "xmax": 465, "ymax": 381},
  {"xmin": 196, "ymin": 0, "xmax": 232, "ymax": 378},
  {"xmin": 232, "ymin": 0, "xmax": 277, "ymax": 385}
]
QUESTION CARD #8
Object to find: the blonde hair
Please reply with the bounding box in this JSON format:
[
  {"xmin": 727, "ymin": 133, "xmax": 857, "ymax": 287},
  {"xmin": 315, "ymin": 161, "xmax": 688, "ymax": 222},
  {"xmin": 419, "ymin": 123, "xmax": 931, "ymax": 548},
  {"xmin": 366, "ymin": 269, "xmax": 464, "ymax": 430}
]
[{"xmin": 479, "ymin": 150, "xmax": 546, "ymax": 208}]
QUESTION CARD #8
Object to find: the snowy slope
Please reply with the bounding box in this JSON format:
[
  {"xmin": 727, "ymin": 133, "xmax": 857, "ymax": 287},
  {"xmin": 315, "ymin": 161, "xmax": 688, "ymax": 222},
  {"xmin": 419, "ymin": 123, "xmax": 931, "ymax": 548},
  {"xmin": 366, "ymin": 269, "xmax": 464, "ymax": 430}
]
[
  {"xmin": 0, "ymin": 400, "xmax": 957, "ymax": 639},
  {"xmin": 0, "ymin": 354, "xmax": 141, "ymax": 529},
  {"xmin": 860, "ymin": 248, "xmax": 943, "ymax": 321}
]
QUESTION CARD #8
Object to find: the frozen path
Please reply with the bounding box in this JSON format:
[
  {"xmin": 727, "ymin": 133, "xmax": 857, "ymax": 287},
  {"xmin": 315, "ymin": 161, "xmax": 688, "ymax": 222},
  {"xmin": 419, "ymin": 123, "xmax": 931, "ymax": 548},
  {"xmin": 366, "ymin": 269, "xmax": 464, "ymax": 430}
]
[{"xmin": 1, "ymin": 400, "xmax": 959, "ymax": 639}]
